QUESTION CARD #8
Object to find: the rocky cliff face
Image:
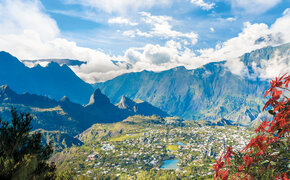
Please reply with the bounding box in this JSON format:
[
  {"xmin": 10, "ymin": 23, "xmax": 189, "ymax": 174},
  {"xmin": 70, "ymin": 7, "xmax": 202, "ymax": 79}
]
[{"xmin": 95, "ymin": 44, "xmax": 290, "ymax": 125}]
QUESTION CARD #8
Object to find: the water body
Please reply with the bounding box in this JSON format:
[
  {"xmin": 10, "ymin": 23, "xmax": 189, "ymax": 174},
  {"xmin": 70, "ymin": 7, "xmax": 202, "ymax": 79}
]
[
  {"xmin": 161, "ymin": 159, "xmax": 179, "ymax": 170},
  {"xmin": 177, "ymin": 142, "xmax": 184, "ymax": 146}
]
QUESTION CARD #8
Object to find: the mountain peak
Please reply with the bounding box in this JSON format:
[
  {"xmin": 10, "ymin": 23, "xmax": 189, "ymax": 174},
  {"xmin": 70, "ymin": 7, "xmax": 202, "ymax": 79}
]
[
  {"xmin": 47, "ymin": 61, "xmax": 61, "ymax": 68},
  {"xmin": 0, "ymin": 85, "xmax": 15, "ymax": 95},
  {"xmin": 0, "ymin": 85, "xmax": 17, "ymax": 102},
  {"xmin": 0, "ymin": 51, "xmax": 26, "ymax": 68},
  {"xmin": 87, "ymin": 89, "xmax": 111, "ymax": 106},
  {"xmin": 215, "ymin": 118, "xmax": 234, "ymax": 126},
  {"xmin": 117, "ymin": 96, "xmax": 135, "ymax": 109},
  {"xmin": 60, "ymin": 96, "xmax": 71, "ymax": 103},
  {"xmin": 172, "ymin": 66, "xmax": 186, "ymax": 71}
]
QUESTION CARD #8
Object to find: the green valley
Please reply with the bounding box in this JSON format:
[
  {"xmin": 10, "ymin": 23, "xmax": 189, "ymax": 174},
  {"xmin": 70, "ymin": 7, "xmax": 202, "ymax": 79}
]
[{"xmin": 52, "ymin": 115, "xmax": 255, "ymax": 179}]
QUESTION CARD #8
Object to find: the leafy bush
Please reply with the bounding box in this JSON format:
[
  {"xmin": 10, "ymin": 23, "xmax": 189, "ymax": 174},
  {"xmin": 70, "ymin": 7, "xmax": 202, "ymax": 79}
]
[
  {"xmin": 213, "ymin": 74, "xmax": 289, "ymax": 179},
  {"xmin": 0, "ymin": 107, "xmax": 56, "ymax": 179}
]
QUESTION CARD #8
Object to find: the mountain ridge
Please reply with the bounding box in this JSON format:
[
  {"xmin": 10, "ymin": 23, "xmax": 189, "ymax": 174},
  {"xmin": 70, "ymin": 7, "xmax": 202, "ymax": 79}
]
[
  {"xmin": 0, "ymin": 85, "xmax": 170, "ymax": 135},
  {"xmin": 94, "ymin": 44, "xmax": 290, "ymax": 124},
  {"xmin": 0, "ymin": 51, "xmax": 93, "ymax": 104}
]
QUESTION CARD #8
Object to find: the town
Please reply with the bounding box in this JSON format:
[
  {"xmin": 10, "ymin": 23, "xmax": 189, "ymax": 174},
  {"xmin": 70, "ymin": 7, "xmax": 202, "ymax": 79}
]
[{"xmin": 52, "ymin": 116, "xmax": 255, "ymax": 179}]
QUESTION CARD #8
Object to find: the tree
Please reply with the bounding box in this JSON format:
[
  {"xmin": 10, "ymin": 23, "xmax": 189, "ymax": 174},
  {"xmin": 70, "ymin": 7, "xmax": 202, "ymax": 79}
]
[
  {"xmin": 0, "ymin": 107, "xmax": 56, "ymax": 179},
  {"xmin": 213, "ymin": 74, "xmax": 290, "ymax": 179}
]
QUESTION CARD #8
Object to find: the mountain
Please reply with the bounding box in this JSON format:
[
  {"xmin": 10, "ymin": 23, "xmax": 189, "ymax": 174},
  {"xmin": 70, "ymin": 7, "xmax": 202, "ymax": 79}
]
[
  {"xmin": 95, "ymin": 44, "xmax": 290, "ymax": 125},
  {"xmin": 0, "ymin": 85, "xmax": 87, "ymax": 135},
  {"xmin": 84, "ymin": 88, "xmax": 131, "ymax": 124},
  {"xmin": 33, "ymin": 129, "xmax": 83, "ymax": 153},
  {"xmin": 75, "ymin": 115, "xmax": 169, "ymax": 143},
  {"xmin": 111, "ymin": 60, "xmax": 133, "ymax": 70},
  {"xmin": 213, "ymin": 118, "xmax": 234, "ymax": 126},
  {"xmin": 0, "ymin": 85, "xmax": 167, "ymax": 135},
  {"xmin": 22, "ymin": 59, "xmax": 86, "ymax": 67},
  {"xmin": 0, "ymin": 85, "xmax": 58, "ymax": 108},
  {"xmin": 0, "ymin": 85, "xmax": 130, "ymax": 135},
  {"xmin": 95, "ymin": 62, "xmax": 268, "ymax": 125},
  {"xmin": 117, "ymin": 96, "xmax": 168, "ymax": 117},
  {"xmin": 0, "ymin": 51, "xmax": 93, "ymax": 104}
]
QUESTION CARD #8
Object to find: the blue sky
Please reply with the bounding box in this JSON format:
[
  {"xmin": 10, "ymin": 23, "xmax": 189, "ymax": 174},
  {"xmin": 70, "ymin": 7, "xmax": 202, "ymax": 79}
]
[
  {"xmin": 40, "ymin": 0, "xmax": 289, "ymax": 54},
  {"xmin": 0, "ymin": 0, "xmax": 289, "ymax": 82}
]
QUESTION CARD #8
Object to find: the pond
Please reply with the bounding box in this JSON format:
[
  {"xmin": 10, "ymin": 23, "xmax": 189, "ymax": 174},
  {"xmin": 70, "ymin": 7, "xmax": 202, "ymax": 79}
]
[{"xmin": 160, "ymin": 159, "xmax": 179, "ymax": 170}]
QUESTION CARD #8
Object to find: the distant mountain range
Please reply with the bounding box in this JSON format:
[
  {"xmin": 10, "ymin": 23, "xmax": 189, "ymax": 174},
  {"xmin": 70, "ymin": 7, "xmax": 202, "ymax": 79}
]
[
  {"xmin": 1, "ymin": 43, "xmax": 289, "ymax": 127},
  {"xmin": 95, "ymin": 63, "xmax": 267, "ymax": 125},
  {"xmin": 0, "ymin": 51, "xmax": 93, "ymax": 104},
  {"xmin": 22, "ymin": 59, "xmax": 87, "ymax": 67},
  {"xmin": 95, "ymin": 43, "xmax": 290, "ymax": 125},
  {"xmin": 0, "ymin": 85, "xmax": 168, "ymax": 135}
]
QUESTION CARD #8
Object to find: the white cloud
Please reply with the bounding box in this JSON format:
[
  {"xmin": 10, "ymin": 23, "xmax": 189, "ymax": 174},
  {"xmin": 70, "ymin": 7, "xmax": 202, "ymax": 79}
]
[
  {"xmin": 0, "ymin": 0, "xmax": 59, "ymax": 40},
  {"xmin": 122, "ymin": 30, "xmax": 136, "ymax": 37},
  {"xmin": 225, "ymin": 48, "xmax": 290, "ymax": 80},
  {"xmin": 230, "ymin": 0, "xmax": 282, "ymax": 14},
  {"xmin": 124, "ymin": 41, "xmax": 197, "ymax": 72},
  {"xmin": 198, "ymin": 22, "xmax": 271, "ymax": 61},
  {"xmin": 210, "ymin": 27, "xmax": 215, "ymax": 32},
  {"xmin": 250, "ymin": 50, "xmax": 290, "ymax": 79},
  {"xmin": 283, "ymin": 8, "xmax": 290, "ymax": 15},
  {"xmin": 218, "ymin": 17, "xmax": 237, "ymax": 22},
  {"xmin": 225, "ymin": 57, "xmax": 247, "ymax": 76},
  {"xmin": 48, "ymin": 9, "xmax": 102, "ymax": 23},
  {"xmin": 65, "ymin": 0, "xmax": 173, "ymax": 14},
  {"xmin": 0, "ymin": 0, "xmax": 289, "ymax": 84},
  {"xmin": 0, "ymin": 0, "xmax": 120, "ymax": 83},
  {"xmin": 215, "ymin": 10, "xmax": 290, "ymax": 79},
  {"xmin": 108, "ymin": 17, "xmax": 138, "ymax": 26},
  {"xmin": 197, "ymin": 8, "xmax": 290, "ymax": 63},
  {"xmin": 225, "ymin": 17, "xmax": 236, "ymax": 22},
  {"xmin": 123, "ymin": 12, "xmax": 198, "ymax": 45},
  {"xmin": 190, "ymin": 0, "xmax": 215, "ymax": 10}
]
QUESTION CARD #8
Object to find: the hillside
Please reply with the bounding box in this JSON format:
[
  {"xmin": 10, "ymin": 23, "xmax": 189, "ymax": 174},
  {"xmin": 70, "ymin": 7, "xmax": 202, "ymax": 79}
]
[
  {"xmin": 95, "ymin": 44, "xmax": 290, "ymax": 124},
  {"xmin": 0, "ymin": 85, "xmax": 171, "ymax": 135},
  {"xmin": 0, "ymin": 51, "xmax": 93, "ymax": 104},
  {"xmin": 116, "ymin": 96, "xmax": 169, "ymax": 117},
  {"xmin": 96, "ymin": 62, "xmax": 267, "ymax": 124},
  {"xmin": 33, "ymin": 129, "xmax": 83, "ymax": 153}
]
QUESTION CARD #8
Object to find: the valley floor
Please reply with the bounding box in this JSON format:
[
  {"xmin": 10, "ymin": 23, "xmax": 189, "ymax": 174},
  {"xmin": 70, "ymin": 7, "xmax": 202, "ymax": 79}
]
[{"xmin": 51, "ymin": 116, "xmax": 255, "ymax": 179}]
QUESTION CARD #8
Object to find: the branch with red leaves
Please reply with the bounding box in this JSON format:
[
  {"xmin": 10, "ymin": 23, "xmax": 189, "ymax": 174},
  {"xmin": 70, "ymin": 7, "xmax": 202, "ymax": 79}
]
[{"xmin": 213, "ymin": 74, "xmax": 290, "ymax": 180}]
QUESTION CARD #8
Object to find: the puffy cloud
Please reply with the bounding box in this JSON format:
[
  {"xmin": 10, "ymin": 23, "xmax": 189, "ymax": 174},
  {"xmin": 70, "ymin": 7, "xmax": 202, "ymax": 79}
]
[
  {"xmin": 0, "ymin": 0, "xmax": 120, "ymax": 83},
  {"xmin": 225, "ymin": 58, "xmax": 247, "ymax": 76},
  {"xmin": 124, "ymin": 41, "xmax": 197, "ymax": 72},
  {"xmin": 108, "ymin": 17, "xmax": 138, "ymax": 26},
  {"xmin": 251, "ymin": 50, "xmax": 290, "ymax": 80},
  {"xmin": 225, "ymin": 48, "xmax": 290, "ymax": 80},
  {"xmin": 122, "ymin": 9, "xmax": 290, "ymax": 79},
  {"xmin": 190, "ymin": 0, "xmax": 215, "ymax": 10},
  {"xmin": 0, "ymin": 0, "xmax": 289, "ymax": 84},
  {"xmin": 123, "ymin": 12, "xmax": 199, "ymax": 45},
  {"xmin": 0, "ymin": 0, "xmax": 59, "ymax": 41},
  {"xmin": 65, "ymin": 0, "xmax": 172, "ymax": 14},
  {"xmin": 198, "ymin": 9, "xmax": 290, "ymax": 64},
  {"xmin": 230, "ymin": 0, "xmax": 282, "ymax": 14}
]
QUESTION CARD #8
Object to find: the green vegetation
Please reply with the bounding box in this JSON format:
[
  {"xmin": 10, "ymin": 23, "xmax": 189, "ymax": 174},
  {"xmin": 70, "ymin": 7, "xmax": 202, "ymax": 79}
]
[
  {"xmin": 0, "ymin": 108, "xmax": 56, "ymax": 179},
  {"xmin": 51, "ymin": 115, "xmax": 255, "ymax": 179},
  {"xmin": 166, "ymin": 145, "xmax": 178, "ymax": 152}
]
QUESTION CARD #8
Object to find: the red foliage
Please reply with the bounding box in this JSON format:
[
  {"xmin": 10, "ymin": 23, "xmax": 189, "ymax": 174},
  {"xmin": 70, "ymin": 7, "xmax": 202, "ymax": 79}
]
[{"xmin": 213, "ymin": 74, "xmax": 290, "ymax": 180}]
